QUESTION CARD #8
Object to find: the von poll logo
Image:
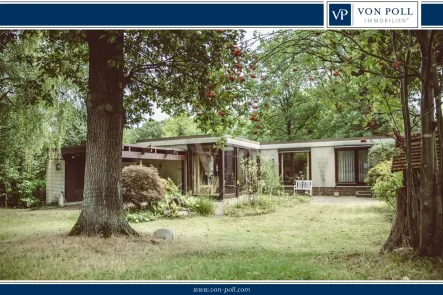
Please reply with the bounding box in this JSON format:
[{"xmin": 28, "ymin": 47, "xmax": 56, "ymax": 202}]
[
  {"xmin": 328, "ymin": 2, "xmax": 418, "ymax": 28},
  {"xmin": 332, "ymin": 9, "xmax": 349, "ymax": 21},
  {"xmin": 329, "ymin": 3, "xmax": 351, "ymax": 26}
]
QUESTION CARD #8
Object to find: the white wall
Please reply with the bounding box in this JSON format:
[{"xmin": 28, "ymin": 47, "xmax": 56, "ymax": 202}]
[
  {"xmin": 260, "ymin": 149, "xmax": 279, "ymax": 175},
  {"xmin": 310, "ymin": 147, "xmax": 336, "ymax": 187},
  {"xmin": 46, "ymin": 160, "xmax": 65, "ymax": 204}
]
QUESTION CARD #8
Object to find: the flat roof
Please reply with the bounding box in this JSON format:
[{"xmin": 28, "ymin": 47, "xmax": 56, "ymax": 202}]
[
  {"xmin": 63, "ymin": 135, "xmax": 395, "ymax": 154},
  {"xmin": 135, "ymin": 134, "xmax": 394, "ymax": 149},
  {"xmin": 260, "ymin": 135, "xmax": 393, "ymax": 145}
]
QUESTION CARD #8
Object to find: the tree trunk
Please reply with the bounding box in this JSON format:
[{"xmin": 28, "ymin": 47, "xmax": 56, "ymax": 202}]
[
  {"xmin": 286, "ymin": 120, "xmax": 291, "ymax": 138},
  {"xmin": 386, "ymin": 30, "xmax": 417, "ymax": 250},
  {"xmin": 69, "ymin": 30, "xmax": 137, "ymax": 237},
  {"xmin": 431, "ymin": 49, "xmax": 443, "ymax": 256},
  {"xmin": 414, "ymin": 30, "xmax": 438, "ymax": 256},
  {"xmin": 383, "ymin": 188, "xmax": 409, "ymax": 251},
  {"xmin": 401, "ymin": 40, "xmax": 419, "ymax": 248}
]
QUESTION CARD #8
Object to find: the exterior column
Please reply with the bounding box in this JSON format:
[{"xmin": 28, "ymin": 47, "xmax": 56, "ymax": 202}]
[
  {"xmin": 219, "ymin": 149, "xmax": 225, "ymax": 199},
  {"xmin": 46, "ymin": 159, "xmax": 66, "ymax": 204},
  {"xmin": 182, "ymin": 159, "xmax": 187, "ymax": 194},
  {"xmin": 234, "ymin": 147, "xmax": 238, "ymax": 198}
]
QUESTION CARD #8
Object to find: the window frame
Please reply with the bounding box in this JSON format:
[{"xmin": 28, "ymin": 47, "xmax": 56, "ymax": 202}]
[
  {"xmin": 334, "ymin": 146, "xmax": 370, "ymax": 186},
  {"xmin": 278, "ymin": 151, "xmax": 311, "ymax": 185}
]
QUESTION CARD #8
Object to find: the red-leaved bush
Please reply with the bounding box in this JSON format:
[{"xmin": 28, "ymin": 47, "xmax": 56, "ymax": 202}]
[{"xmin": 122, "ymin": 165, "xmax": 166, "ymax": 209}]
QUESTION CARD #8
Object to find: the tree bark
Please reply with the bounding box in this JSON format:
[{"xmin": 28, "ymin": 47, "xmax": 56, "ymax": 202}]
[
  {"xmin": 414, "ymin": 30, "xmax": 438, "ymax": 256},
  {"xmin": 399, "ymin": 35, "xmax": 419, "ymax": 248},
  {"xmin": 69, "ymin": 30, "xmax": 137, "ymax": 237},
  {"xmin": 286, "ymin": 120, "xmax": 291, "ymax": 138},
  {"xmin": 386, "ymin": 31, "xmax": 417, "ymax": 250},
  {"xmin": 431, "ymin": 50, "xmax": 443, "ymax": 256},
  {"xmin": 383, "ymin": 188, "xmax": 409, "ymax": 251}
]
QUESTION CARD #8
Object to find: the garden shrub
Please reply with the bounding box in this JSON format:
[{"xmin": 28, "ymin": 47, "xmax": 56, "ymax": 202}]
[
  {"xmin": 240, "ymin": 157, "xmax": 259, "ymax": 196},
  {"xmin": 125, "ymin": 207, "xmax": 158, "ymax": 223},
  {"xmin": 260, "ymin": 156, "xmax": 283, "ymax": 196},
  {"xmin": 161, "ymin": 177, "xmax": 181, "ymax": 196},
  {"xmin": 125, "ymin": 191, "xmax": 201, "ymax": 222},
  {"xmin": 224, "ymin": 195, "xmax": 276, "ymax": 217},
  {"xmin": 224, "ymin": 194, "xmax": 310, "ymax": 217},
  {"xmin": 194, "ymin": 196, "xmax": 215, "ymax": 216},
  {"xmin": 20, "ymin": 197, "xmax": 42, "ymax": 208},
  {"xmin": 367, "ymin": 142, "xmax": 396, "ymax": 168},
  {"xmin": 365, "ymin": 160, "xmax": 402, "ymax": 211},
  {"xmin": 122, "ymin": 165, "xmax": 166, "ymax": 209}
]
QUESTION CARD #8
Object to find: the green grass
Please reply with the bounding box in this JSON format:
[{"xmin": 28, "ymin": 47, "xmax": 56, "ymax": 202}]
[{"xmin": 1, "ymin": 200, "xmax": 442, "ymax": 280}]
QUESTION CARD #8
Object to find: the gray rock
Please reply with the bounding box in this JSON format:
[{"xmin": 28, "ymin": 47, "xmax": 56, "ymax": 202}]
[
  {"xmin": 154, "ymin": 228, "xmax": 174, "ymax": 240},
  {"xmin": 177, "ymin": 210, "xmax": 189, "ymax": 216},
  {"xmin": 392, "ymin": 247, "xmax": 412, "ymax": 256}
]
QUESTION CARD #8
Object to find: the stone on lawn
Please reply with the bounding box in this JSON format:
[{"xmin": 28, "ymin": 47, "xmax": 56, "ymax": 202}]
[{"xmin": 154, "ymin": 228, "xmax": 174, "ymax": 240}]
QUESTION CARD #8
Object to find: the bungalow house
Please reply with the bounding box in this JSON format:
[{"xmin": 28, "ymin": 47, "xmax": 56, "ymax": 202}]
[{"xmin": 46, "ymin": 135, "xmax": 394, "ymax": 204}]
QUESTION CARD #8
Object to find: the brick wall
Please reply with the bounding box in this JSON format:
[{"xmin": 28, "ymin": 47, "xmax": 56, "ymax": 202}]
[
  {"xmin": 312, "ymin": 187, "xmax": 371, "ymax": 196},
  {"xmin": 284, "ymin": 185, "xmax": 370, "ymax": 196},
  {"xmin": 46, "ymin": 160, "xmax": 65, "ymax": 204}
]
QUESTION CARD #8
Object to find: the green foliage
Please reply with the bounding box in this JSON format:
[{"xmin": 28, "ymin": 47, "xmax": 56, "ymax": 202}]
[
  {"xmin": 368, "ymin": 142, "xmax": 396, "ymax": 168},
  {"xmin": 224, "ymin": 195, "xmax": 276, "ymax": 217},
  {"xmin": 123, "ymin": 120, "xmax": 163, "ymax": 144},
  {"xmin": 365, "ymin": 160, "xmax": 402, "ymax": 210},
  {"xmin": 123, "ymin": 30, "xmax": 245, "ymax": 133},
  {"xmin": 151, "ymin": 193, "xmax": 181, "ymax": 217},
  {"xmin": 125, "ymin": 191, "xmax": 203, "ymax": 223},
  {"xmin": 20, "ymin": 197, "xmax": 43, "ymax": 208},
  {"xmin": 161, "ymin": 177, "xmax": 181, "ymax": 197},
  {"xmin": 194, "ymin": 196, "xmax": 215, "ymax": 216},
  {"xmin": 0, "ymin": 32, "xmax": 86, "ymax": 207},
  {"xmin": 238, "ymin": 30, "xmax": 402, "ymax": 142},
  {"xmin": 122, "ymin": 165, "xmax": 166, "ymax": 209},
  {"xmin": 240, "ymin": 157, "xmax": 260, "ymax": 196},
  {"xmin": 162, "ymin": 115, "xmax": 203, "ymax": 137},
  {"xmin": 240, "ymin": 155, "xmax": 282, "ymax": 197},
  {"xmin": 259, "ymin": 156, "xmax": 283, "ymax": 195},
  {"xmin": 125, "ymin": 207, "xmax": 157, "ymax": 223}
]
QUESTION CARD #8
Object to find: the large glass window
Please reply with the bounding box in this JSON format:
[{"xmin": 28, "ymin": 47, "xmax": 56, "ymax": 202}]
[
  {"xmin": 192, "ymin": 145, "xmax": 219, "ymax": 195},
  {"xmin": 336, "ymin": 148, "xmax": 369, "ymax": 185},
  {"xmin": 358, "ymin": 150, "xmax": 369, "ymax": 183},
  {"xmin": 280, "ymin": 151, "xmax": 310, "ymax": 185},
  {"xmin": 337, "ymin": 151, "xmax": 355, "ymax": 183},
  {"xmin": 224, "ymin": 147, "xmax": 236, "ymax": 196}
]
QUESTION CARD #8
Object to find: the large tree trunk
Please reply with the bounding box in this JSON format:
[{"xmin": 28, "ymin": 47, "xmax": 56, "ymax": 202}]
[
  {"xmin": 383, "ymin": 188, "xmax": 409, "ymax": 250},
  {"xmin": 414, "ymin": 30, "xmax": 439, "ymax": 256},
  {"xmin": 431, "ymin": 51, "xmax": 443, "ymax": 256},
  {"xmin": 70, "ymin": 30, "xmax": 137, "ymax": 237},
  {"xmin": 383, "ymin": 31, "xmax": 417, "ymax": 251}
]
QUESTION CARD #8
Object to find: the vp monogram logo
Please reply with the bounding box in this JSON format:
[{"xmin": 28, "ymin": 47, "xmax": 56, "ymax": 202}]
[
  {"xmin": 329, "ymin": 3, "xmax": 351, "ymax": 26},
  {"xmin": 332, "ymin": 9, "xmax": 349, "ymax": 20}
]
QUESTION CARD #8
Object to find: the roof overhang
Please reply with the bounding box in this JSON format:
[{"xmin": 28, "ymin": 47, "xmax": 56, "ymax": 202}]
[{"xmin": 62, "ymin": 144, "xmax": 187, "ymax": 161}]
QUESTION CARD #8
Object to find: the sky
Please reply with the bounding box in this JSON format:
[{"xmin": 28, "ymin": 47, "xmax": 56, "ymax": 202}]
[{"xmin": 148, "ymin": 28, "xmax": 268, "ymax": 122}]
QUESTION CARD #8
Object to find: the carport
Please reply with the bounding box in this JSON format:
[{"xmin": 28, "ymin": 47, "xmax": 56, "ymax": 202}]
[{"xmin": 60, "ymin": 144, "xmax": 187, "ymax": 203}]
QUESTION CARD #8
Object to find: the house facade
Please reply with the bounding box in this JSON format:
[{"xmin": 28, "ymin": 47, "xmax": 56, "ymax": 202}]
[{"xmin": 48, "ymin": 135, "xmax": 394, "ymax": 204}]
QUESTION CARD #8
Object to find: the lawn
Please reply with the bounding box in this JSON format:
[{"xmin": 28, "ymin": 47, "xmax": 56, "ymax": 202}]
[{"xmin": 1, "ymin": 198, "xmax": 442, "ymax": 280}]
